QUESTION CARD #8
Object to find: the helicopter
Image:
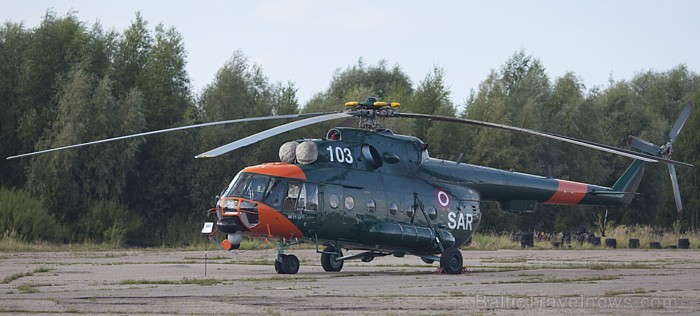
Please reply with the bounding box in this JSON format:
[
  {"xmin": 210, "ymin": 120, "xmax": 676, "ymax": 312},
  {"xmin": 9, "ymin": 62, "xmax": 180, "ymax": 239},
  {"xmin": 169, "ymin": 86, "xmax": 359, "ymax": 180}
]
[{"xmin": 7, "ymin": 97, "xmax": 694, "ymax": 274}]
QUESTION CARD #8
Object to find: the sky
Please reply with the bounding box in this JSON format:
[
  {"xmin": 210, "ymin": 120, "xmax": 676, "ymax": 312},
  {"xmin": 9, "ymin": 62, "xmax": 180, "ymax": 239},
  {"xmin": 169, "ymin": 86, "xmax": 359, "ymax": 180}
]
[{"xmin": 3, "ymin": 1, "xmax": 699, "ymax": 109}]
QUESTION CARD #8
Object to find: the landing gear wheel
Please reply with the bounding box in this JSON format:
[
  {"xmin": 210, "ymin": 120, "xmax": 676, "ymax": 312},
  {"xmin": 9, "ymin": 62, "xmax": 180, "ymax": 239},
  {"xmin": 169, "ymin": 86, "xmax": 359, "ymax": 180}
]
[
  {"xmin": 275, "ymin": 254, "xmax": 286, "ymax": 274},
  {"xmin": 282, "ymin": 254, "xmax": 300, "ymax": 274},
  {"xmin": 361, "ymin": 254, "xmax": 374, "ymax": 263},
  {"xmin": 321, "ymin": 246, "xmax": 344, "ymax": 272},
  {"xmin": 421, "ymin": 257, "xmax": 435, "ymax": 264},
  {"xmin": 440, "ymin": 247, "xmax": 463, "ymax": 274}
]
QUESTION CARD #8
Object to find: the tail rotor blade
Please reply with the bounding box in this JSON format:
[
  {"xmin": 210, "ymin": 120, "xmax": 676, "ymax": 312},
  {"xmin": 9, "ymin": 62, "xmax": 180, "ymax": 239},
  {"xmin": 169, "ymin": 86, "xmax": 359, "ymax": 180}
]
[
  {"xmin": 668, "ymin": 164, "xmax": 683, "ymax": 212},
  {"xmin": 627, "ymin": 135, "xmax": 661, "ymax": 155},
  {"xmin": 669, "ymin": 101, "xmax": 694, "ymax": 143}
]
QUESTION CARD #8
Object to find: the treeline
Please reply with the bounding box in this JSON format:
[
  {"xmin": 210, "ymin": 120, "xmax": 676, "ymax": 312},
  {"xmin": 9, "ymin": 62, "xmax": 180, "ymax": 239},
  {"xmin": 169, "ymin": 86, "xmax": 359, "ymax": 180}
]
[{"xmin": 1, "ymin": 12, "xmax": 699, "ymax": 246}]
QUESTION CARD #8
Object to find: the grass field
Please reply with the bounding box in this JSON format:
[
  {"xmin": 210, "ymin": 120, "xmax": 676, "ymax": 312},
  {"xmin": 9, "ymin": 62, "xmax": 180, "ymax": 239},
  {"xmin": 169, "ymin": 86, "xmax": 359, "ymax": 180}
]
[{"xmin": 2, "ymin": 225, "xmax": 696, "ymax": 252}]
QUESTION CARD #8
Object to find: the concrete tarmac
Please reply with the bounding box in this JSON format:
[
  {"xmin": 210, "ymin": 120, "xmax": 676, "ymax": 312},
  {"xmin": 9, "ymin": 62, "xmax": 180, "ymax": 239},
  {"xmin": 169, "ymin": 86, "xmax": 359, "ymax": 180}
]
[{"xmin": 1, "ymin": 248, "xmax": 699, "ymax": 315}]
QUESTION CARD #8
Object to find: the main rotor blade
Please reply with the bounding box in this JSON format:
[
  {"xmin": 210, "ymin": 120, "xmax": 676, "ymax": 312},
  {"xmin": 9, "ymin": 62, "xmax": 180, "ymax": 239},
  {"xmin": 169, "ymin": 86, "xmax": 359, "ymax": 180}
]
[
  {"xmin": 669, "ymin": 101, "xmax": 694, "ymax": 143},
  {"xmin": 195, "ymin": 112, "xmax": 355, "ymax": 158},
  {"xmin": 5, "ymin": 112, "xmax": 337, "ymax": 160},
  {"xmin": 396, "ymin": 112, "xmax": 662, "ymax": 163},
  {"xmin": 627, "ymin": 135, "xmax": 661, "ymax": 156},
  {"xmin": 668, "ymin": 164, "xmax": 683, "ymax": 212}
]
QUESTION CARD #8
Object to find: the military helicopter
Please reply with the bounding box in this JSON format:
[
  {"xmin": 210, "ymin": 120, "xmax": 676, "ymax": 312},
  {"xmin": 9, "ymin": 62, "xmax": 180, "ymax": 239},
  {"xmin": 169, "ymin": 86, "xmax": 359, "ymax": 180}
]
[{"xmin": 7, "ymin": 97, "xmax": 694, "ymax": 274}]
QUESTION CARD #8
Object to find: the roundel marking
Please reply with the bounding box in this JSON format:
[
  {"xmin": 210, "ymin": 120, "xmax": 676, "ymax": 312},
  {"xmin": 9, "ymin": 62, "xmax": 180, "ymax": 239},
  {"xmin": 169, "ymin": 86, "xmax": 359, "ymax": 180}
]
[{"xmin": 435, "ymin": 188, "xmax": 451, "ymax": 208}]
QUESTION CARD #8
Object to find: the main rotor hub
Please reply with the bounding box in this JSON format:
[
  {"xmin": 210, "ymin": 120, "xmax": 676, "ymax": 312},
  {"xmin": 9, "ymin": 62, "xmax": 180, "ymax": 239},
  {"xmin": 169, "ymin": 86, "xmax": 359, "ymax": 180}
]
[{"xmin": 344, "ymin": 97, "xmax": 400, "ymax": 130}]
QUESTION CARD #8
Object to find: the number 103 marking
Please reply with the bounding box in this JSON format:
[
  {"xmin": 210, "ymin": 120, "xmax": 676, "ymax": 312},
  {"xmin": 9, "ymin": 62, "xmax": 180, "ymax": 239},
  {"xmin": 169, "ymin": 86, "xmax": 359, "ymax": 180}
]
[{"xmin": 326, "ymin": 146, "xmax": 354, "ymax": 164}]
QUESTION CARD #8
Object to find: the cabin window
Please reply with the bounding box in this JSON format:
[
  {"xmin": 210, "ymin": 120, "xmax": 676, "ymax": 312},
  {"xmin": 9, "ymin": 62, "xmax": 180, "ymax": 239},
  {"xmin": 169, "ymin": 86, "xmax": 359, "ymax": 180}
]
[
  {"xmin": 427, "ymin": 206, "xmax": 438, "ymax": 221},
  {"xmin": 329, "ymin": 194, "xmax": 340, "ymax": 209},
  {"xmin": 389, "ymin": 202, "xmax": 398, "ymax": 215},
  {"xmin": 303, "ymin": 183, "xmax": 319, "ymax": 213},
  {"xmin": 344, "ymin": 196, "xmax": 355, "ymax": 211},
  {"xmin": 283, "ymin": 182, "xmax": 302, "ymax": 213},
  {"xmin": 367, "ymin": 199, "xmax": 376, "ymax": 213},
  {"xmin": 406, "ymin": 204, "xmax": 415, "ymax": 218}
]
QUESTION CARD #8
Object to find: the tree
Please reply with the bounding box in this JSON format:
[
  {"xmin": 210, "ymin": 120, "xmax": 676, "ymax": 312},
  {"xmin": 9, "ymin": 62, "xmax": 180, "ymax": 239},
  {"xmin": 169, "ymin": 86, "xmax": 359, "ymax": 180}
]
[
  {"xmin": 0, "ymin": 22, "xmax": 30, "ymax": 187},
  {"xmin": 674, "ymin": 87, "xmax": 700, "ymax": 229},
  {"xmin": 120, "ymin": 20, "xmax": 196, "ymax": 246},
  {"xmin": 304, "ymin": 59, "xmax": 412, "ymax": 113},
  {"xmin": 410, "ymin": 67, "xmax": 462, "ymax": 159},
  {"xmin": 26, "ymin": 63, "xmax": 144, "ymax": 227}
]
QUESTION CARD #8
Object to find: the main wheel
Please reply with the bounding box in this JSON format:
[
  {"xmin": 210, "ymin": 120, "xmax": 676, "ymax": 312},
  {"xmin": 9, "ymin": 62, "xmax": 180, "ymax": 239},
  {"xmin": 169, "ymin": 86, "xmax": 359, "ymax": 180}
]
[
  {"xmin": 282, "ymin": 254, "xmax": 300, "ymax": 274},
  {"xmin": 440, "ymin": 247, "xmax": 463, "ymax": 274},
  {"xmin": 321, "ymin": 246, "xmax": 344, "ymax": 272}
]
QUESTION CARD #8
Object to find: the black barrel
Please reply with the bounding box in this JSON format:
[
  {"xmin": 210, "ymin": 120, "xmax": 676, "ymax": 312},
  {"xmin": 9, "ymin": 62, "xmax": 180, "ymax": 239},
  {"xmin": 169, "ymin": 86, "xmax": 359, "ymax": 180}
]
[
  {"xmin": 604, "ymin": 238, "xmax": 617, "ymax": 249},
  {"xmin": 591, "ymin": 237, "xmax": 601, "ymax": 246},
  {"xmin": 649, "ymin": 242, "xmax": 661, "ymax": 249},
  {"xmin": 628, "ymin": 238, "xmax": 640, "ymax": 249},
  {"xmin": 520, "ymin": 232, "xmax": 534, "ymax": 248},
  {"xmin": 678, "ymin": 238, "xmax": 690, "ymax": 249}
]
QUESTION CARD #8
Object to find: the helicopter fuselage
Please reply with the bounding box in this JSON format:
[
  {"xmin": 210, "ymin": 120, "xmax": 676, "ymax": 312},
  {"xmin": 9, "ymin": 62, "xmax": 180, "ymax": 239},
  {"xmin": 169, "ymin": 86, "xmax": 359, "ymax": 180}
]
[{"xmin": 214, "ymin": 127, "xmax": 638, "ymax": 257}]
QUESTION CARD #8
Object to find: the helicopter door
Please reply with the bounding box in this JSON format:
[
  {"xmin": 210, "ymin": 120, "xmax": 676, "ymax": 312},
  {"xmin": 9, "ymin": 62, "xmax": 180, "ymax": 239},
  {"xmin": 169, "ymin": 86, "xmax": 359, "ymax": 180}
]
[
  {"xmin": 317, "ymin": 184, "xmax": 344, "ymax": 238},
  {"xmin": 299, "ymin": 183, "xmax": 320, "ymax": 218}
]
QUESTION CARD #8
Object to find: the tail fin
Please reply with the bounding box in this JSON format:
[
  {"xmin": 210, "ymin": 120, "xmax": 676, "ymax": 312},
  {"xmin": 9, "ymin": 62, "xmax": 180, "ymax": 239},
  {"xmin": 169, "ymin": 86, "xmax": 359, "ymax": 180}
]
[{"xmin": 611, "ymin": 160, "xmax": 645, "ymax": 205}]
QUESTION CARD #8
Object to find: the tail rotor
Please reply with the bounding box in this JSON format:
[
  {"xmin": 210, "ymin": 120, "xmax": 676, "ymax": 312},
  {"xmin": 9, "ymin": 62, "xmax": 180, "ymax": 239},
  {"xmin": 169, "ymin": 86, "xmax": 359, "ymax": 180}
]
[{"xmin": 627, "ymin": 101, "xmax": 694, "ymax": 212}]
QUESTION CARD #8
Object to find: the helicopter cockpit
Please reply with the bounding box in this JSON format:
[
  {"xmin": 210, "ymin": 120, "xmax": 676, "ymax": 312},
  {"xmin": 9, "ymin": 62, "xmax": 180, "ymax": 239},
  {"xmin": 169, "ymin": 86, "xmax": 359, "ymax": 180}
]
[{"xmin": 220, "ymin": 171, "xmax": 319, "ymax": 216}]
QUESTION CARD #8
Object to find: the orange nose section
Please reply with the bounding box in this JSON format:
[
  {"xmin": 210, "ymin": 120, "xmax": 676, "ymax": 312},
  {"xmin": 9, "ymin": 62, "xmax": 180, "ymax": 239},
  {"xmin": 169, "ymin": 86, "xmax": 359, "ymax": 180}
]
[
  {"xmin": 242, "ymin": 163, "xmax": 306, "ymax": 180},
  {"xmin": 221, "ymin": 163, "xmax": 306, "ymax": 240},
  {"xmin": 247, "ymin": 203, "xmax": 304, "ymax": 239}
]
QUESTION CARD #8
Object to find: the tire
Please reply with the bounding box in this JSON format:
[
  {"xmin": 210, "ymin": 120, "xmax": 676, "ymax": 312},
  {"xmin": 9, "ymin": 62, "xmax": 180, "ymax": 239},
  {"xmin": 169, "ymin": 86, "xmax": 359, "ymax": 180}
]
[
  {"xmin": 282, "ymin": 254, "xmax": 300, "ymax": 274},
  {"xmin": 321, "ymin": 246, "xmax": 344, "ymax": 272},
  {"xmin": 649, "ymin": 242, "xmax": 661, "ymax": 249},
  {"xmin": 520, "ymin": 232, "xmax": 534, "ymax": 248},
  {"xmin": 275, "ymin": 254, "xmax": 286, "ymax": 274},
  {"xmin": 628, "ymin": 239, "xmax": 640, "ymax": 249},
  {"xmin": 440, "ymin": 247, "xmax": 463, "ymax": 274},
  {"xmin": 421, "ymin": 257, "xmax": 435, "ymax": 264},
  {"xmin": 361, "ymin": 255, "xmax": 374, "ymax": 263},
  {"xmin": 604, "ymin": 238, "xmax": 617, "ymax": 249}
]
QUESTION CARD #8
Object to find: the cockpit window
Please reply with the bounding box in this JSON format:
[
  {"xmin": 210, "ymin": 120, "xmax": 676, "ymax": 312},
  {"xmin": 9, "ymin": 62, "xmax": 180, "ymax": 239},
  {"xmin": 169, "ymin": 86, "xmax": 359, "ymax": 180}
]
[
  {"xmin": 245, "ymin": 175, "xmax": 270, "ymax": 201},
  {"xmin": 263, "ymin": 178, "xmax": 286, "ymax": 208},
  {"xmin": 225, "ymin": 173, "xmax": 252, "ymax": 197},
  {"xmin": 224, "ymin": 173, "xmax": 271, "ymax": 202}
]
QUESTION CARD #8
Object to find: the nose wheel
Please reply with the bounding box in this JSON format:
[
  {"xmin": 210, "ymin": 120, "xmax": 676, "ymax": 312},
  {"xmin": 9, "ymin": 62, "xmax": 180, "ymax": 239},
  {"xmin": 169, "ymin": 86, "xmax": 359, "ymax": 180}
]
[
  {"xmin": 275, "ymin": 239, "xmax": 300, "ymax": 274},
  {"xmin": 275, "ymin": 254, "xmax": 300, "ymax": 274}
]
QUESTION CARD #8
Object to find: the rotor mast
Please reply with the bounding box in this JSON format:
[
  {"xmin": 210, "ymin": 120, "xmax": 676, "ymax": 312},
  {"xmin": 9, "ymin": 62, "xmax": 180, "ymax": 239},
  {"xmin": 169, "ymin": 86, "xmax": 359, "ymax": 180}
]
[{"xmin": 344, "ymin": 97, "xmax": 400, "ymax": 131}]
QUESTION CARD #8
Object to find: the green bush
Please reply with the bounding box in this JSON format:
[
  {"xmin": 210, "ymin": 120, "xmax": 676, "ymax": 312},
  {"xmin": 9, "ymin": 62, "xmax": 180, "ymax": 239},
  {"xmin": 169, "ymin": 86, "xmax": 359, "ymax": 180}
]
[
  {"xmin": 76, "ymin": 199, "xmax": 142, "ymax": 246},
  {"xmin": 0, "ymin": 187, "xmax": 66, "ymax": 242}
]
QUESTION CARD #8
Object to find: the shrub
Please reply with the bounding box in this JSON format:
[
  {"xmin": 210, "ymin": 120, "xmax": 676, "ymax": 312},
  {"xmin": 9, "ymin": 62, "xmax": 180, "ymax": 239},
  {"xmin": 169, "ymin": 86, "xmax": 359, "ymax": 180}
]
[
  {"xmin": 75, "ymin": 199, "xmax": 142, "ymax": 246},
  {"xmin": 0, "ymin": 187, "xmax": 66, "ymax": 242}
]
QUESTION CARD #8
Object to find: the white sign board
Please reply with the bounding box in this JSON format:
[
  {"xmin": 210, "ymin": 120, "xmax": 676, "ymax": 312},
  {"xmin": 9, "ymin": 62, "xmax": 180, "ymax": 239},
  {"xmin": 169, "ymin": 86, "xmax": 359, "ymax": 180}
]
[{"xmin": 201, "ymin": 222, "xmax": 214, "ymax": 234}]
